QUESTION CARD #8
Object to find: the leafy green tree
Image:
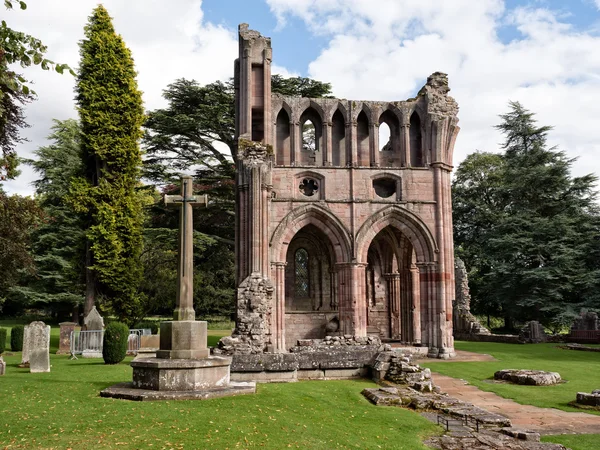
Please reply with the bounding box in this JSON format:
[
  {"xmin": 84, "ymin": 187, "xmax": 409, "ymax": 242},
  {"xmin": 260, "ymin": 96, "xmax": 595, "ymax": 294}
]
[
  {"xmin": 8, "ymin": 119, "xmax": 85, "ymax": 318},
  {"xmin": 453, "ymin": 102, "xmax": 600, "ymax": 330},
  {"xmin": 142, "ymin": 75, "xmax": 333, "ymax": 318},
  {"xmin": 1, "ymin": 0, "xmax": 73, "ymax": 180},
  {"xmin": 0, "ymin": 188, "xmax": 43, "ymax": 312},
  {"xmin": 70, "ymin": 5, "xmax": 144, "ymax": 325}
]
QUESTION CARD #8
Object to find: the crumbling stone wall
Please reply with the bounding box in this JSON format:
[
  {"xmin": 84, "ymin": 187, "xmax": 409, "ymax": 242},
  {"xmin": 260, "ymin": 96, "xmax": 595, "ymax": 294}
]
[
  {"xmin": 571, "ymin": 311, "xmax": 599, "ymax": 331},
  {"xmin": 453, "ymin": 257, "xmax": 490, "ymax": 336},
  {"xmin": 216, "ymin": 273, "xmax": 273, "ymax": 355}
]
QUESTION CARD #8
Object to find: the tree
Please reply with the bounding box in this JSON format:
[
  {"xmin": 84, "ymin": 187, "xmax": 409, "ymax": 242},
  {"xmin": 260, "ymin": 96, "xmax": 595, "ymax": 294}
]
[
  {"xmin": 1, "ymin": 0, "xmax": 73, "ymax": 180},
  {"xmin": 8, "ymin": 119, "xmax": 85, "ymax": 319},
  {"xmin": 0, "ymin": 189, "xmax": 43, "ymax": 312},
  {"xmin": 70, "ymin": 6, "xmax": 144, "ymax": 325},
  {"xmin": 143, "ymin": 75, "xmax": 333, "ymax": 183},
  {"xmin": 453, "ymin": 102, "xmax": 600, "ymax": 330},
  {"xmin": 142, "ymin": 75, "xmax": 332, "ymax": 318}
]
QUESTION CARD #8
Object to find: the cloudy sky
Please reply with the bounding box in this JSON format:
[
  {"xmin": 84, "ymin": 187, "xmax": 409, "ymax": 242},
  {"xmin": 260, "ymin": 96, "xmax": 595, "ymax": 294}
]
[{"xmin": 4, "ymin": 0, "xmax": 600, "ymax": 195}]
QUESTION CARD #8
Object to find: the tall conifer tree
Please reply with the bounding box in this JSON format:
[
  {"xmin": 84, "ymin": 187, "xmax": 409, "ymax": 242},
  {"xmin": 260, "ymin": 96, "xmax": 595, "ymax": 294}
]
[{"xmin": 71, "ymin": 5, "xmax": 144, "ymax": 323}]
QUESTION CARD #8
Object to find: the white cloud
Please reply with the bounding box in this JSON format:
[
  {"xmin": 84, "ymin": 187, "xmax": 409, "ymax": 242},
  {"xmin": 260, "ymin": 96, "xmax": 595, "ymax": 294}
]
[
  {"xmin": 266, "ymin": 0, "xmax": 600, "ymax": 181},
  {"xmin": 3, "ymin": 0, "xmax": 238, "ymax": 195}
]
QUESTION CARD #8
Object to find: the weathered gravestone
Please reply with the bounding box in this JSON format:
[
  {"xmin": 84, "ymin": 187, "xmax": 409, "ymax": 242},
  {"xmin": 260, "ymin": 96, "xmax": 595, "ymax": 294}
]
[
  {"xmin": 20, "ymin": 324, "xmax": 32, "ymax": 367},
  {"xmin": 519, "ymin": 321, "xmax": 547, "ymax": 344},
  {"xmin": 0, "ymin": 356, "xmax": 5, "ymax": 375},
  {"xmin": 29, "ymin": 321, "xmax": 51, "ymax": 373},
  {"xmin": 82, "ymin": 306, "xmax": 104, "ymax": 358},
  {"xmin": 57, "ymin": 322, "xmax": 78, "ymax": 355}
]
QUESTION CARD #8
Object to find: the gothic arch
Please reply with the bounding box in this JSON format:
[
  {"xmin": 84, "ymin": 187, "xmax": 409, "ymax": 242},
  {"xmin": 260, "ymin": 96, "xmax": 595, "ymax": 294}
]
[
  {"xmin": 355, "ymin": 205, "xmax": 438, "ymax": 264},
  {"xmin": 271, "ymin": 204, "xmax": 352, "ymax": 263}
]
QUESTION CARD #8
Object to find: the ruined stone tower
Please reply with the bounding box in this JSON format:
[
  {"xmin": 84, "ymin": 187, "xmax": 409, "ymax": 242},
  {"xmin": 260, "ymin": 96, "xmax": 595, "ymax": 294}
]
[{"xmin": 232, "ymin": 24, "xmax": 458, "ymax": 358}]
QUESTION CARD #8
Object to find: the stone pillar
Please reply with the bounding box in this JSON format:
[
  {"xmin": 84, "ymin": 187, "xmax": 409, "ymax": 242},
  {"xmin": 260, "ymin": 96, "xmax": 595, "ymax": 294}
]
[
  {"xmin": 323, "ymin": 121, "xmax": 332, "ymax": 166},
  {"xmin": 337, "ymin": 263, "xmax": 367, "ymax": 336},
  {"xmin": 385, "ymin": 273, "xmax": 401, "ymax": 339},
  {"xmin": 291, "ymin": 121, "xmax": 301, "ymax": 165},
  {"xmin": 348, "ymin": 121, "xmax": 358, "ymax": 166},
  {"xmin": 0, "ymin": 356, "xmax": 5, "ymax": 376},
  {"xmin": 401, "ymin": 122, "xmax": 410, "ymax": 167},
  {"xmin": 370, "ymin": 122, "xmax": 379, "ymax": 167},
  {"xmin": 410, "ymin": 264, "xmax": 421, "ymax": 344},
  {"xmin": 272, "ymin": 262, "xmax": 287, "ymax": 352},
  {"xmin": 57, "ymin": 322, "xmax": 79, "ymax": 355}
]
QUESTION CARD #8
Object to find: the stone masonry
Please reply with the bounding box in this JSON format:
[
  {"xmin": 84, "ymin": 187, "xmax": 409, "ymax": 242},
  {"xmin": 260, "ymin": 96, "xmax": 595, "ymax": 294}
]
[
  {"xmin": 230, "ymin": 24, "xmax": 459, "ymax": 358},
  {"xmin": 453, "ymin": 257, "xmax": 489, "ymax": 337}
]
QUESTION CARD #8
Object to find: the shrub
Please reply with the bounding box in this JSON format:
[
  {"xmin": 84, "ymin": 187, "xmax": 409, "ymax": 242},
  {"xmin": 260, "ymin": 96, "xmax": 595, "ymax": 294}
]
[
  {"xmin": 102, "ymin": 322, "xmax": 129, "ymax": 364},
  {"xmin": 0, "ymin": 328, "xmax": 6, "ymax": 354},
  {"xmin": 10, "ymin": 325, "xmax": 24, "ymax": 351},
  {"xmin": 135, "ymin": 320, "xmax": 159, "ymax": 335}
]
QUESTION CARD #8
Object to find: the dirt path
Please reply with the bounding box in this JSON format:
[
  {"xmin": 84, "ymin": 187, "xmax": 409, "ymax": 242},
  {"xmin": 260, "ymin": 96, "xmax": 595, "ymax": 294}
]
[{"xmin": 431, "ymin": 372, "xmax": 600, "ymax": 435}]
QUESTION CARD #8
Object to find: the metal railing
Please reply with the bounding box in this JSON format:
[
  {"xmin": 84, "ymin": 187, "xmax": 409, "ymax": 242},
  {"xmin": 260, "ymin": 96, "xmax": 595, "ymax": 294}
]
[
  {"xmin": 70, "ymin": 330, "xmax": 104, "ymax": 360},
  {"xmin": 70, "ymin": 328, "xmax": 152, "ymax": 359}
]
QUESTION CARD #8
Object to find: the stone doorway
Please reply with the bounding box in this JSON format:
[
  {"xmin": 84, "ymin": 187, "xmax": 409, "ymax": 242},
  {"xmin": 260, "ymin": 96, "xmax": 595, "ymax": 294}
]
[
  {"xmin": 365, "ymin": 226, "xmax": 419, "ymax": 343},
  {"xmin": 284, "ymin": 224, "xmax": 337, "ymax": 347}
]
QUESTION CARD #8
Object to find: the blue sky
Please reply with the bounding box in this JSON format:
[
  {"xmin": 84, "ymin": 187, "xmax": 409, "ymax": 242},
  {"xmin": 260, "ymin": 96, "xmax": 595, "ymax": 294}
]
[{"xmin": 3, "ymin": 0, "xmax": 600, "ymax": 195}]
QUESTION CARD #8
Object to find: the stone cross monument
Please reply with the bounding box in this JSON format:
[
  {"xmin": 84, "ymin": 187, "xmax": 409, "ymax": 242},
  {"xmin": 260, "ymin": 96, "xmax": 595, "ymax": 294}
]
[
  {"xmin": 164, "ymin": 175, "xmax": 208, "ymax": 321},
  {"xmin": 157, "ymin": 175, "xmax": 208, "ymax": 359}
]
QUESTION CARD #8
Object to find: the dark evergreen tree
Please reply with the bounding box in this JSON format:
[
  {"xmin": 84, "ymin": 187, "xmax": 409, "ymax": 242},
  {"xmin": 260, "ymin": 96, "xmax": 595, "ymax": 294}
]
[
  {"xmin": 453, "ymin": 102, "xmax": 600, "ymax": 330},
  {"xmin": 9, "ymin": 119, "xmax": 85, "ymax": 318},
  {"xmin": 70, "ymin": 5, "xmax": 144, "ymax": 325}
]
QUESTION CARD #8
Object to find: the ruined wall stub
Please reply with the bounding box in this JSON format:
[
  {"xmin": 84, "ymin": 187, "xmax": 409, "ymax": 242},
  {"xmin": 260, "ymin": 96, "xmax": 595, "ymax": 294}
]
[{"xmin": 231, "ymin": 23, "xmax": 459, "ymax": 358}]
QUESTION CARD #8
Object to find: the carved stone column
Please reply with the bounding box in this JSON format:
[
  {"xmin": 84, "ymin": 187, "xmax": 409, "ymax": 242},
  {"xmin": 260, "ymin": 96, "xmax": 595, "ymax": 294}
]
[
  {"xmin": 271, "ymin": 262, "xmax": 286, "ymax": 352},
  {"xmin": 348, "ymin": 121, "xmax": 358, "ymax": 166},
  {"xmin": 337, "ymin": 262, "xmax": 367, "ymax": 336},
  {"xmin": 410, "ymin": 264, "xmax": 421, "ymax": 344},
  {"xmin": 291, "ymin": 121, "xmax": 301, "ymax": 166},
  {"xmin": 323, "ymin": 121, "xmax": 332, "ymax": 166},
  {"xmin": 401, "ymin": 122, "xmax": 410, "ymax": 167},
  {"xmin": 385, "ymin": 273, "xmax": 401, "ymax": 339},
  {"xmin": 370, "ymin": 122, "xmax": 379, "ymax": 167}
]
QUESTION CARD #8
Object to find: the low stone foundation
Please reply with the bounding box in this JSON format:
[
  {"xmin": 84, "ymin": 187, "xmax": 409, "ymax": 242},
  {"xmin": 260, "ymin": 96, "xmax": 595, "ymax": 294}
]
[
  {"xmin": 575, "ymin": 390, "xmax": 600, "ymax": 408},
  {"xmin": 494, "ymin": 369, "xmax": 561, "ymax": 386}
]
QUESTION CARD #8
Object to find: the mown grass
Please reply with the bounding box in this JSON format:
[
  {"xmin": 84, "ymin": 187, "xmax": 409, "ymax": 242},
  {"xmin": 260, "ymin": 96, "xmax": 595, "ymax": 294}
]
[
  {"xmin": 0, "ymin": 325, "xmax": 439, "ymax": 449},
  {"xmin": 422, "ymin": 341, "xmax": 600, "ymax": 450},
  {"xmin": 422, "ymin": 341, "xmax": 600, "ymax": 415}
]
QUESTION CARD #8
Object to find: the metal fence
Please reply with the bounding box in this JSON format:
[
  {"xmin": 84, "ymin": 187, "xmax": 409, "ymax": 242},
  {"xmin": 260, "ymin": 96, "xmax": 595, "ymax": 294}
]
[
  {"xmin": 70, "ymin": 328, "xmax": 152, "ymax": 359},
  {"xmin": 127, "ymin": 329, "xmax": 152, "ymax": 355},
  {"xmin": 70, "ymin": 330, "xmax": 104, "ymax": 359}
]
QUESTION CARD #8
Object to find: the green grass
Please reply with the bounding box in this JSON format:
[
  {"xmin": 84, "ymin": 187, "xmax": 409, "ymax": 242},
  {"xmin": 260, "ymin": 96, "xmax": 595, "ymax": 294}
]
[
  {"xmin": 422, "ymin": 341, "xmax": 600, "ymax": 450},
  {"xmin": 0, "ymin": 324, "xmax": 438, "ymax": 449},
  {"xmin": 422, "ymin": 341, "xmax": 600, "ymax": 415},
  {"xmin": 0, "ymin": 353, "xmax": 438, "ymax": 449}
]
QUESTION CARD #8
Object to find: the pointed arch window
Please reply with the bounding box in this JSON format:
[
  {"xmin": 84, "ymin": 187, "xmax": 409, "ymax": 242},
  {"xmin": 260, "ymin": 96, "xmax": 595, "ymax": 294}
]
[{"xmin": 294, "ymin": 248, "xmax": 310, "ymax": 297}]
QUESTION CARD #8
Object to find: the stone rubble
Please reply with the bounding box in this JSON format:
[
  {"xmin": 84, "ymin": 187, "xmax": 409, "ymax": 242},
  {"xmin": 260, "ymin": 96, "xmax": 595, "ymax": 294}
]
[
  {"xmin": 289, "ymin": 335, "xmax": 383, "ymax": 352},
  {"xmin": 363, "ymin": 383, "xmax": 567, "ymax": 450},
  {"xmin": 494, "ymin": 370, "xmax": 561, "ymax": 386},
  {"xmin": 453, "ymin": 257, "xmax": 490, "ymax": 337},
  {"xmin": 574, "ymin": 390, "xmax": 600, "ymax": 408},
  {"xmin": 372, "ymin": 351, "xmax": 435, "ymax": 392}
]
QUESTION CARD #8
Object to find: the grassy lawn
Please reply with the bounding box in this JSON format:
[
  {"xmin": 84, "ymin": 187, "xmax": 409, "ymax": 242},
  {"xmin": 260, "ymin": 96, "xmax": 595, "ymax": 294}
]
[
  {"xmin": 422, "ymin": 341, "xmax": 600, "ymax": 450},
  {"xmin": 0, "ymin": 325, "xmax": 439, "ymax": 449},
  {"xmin": 422, "ymin": 341, "xmax": 600, "ymax": 415}
]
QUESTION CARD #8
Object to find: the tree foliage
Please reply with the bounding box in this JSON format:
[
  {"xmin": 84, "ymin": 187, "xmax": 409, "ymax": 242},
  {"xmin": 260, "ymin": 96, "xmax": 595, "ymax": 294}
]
[
  {"xmin": 0, "ymin": 188, "xmax": 43, "ymax": 310},
  {"xmin": 70, "ymin": 5, "xmax": 145, "ymax": 325},
  {"xmin": 453, "ymin": 102, "xmax": 600, "ymax": 330},
  {"xmin": 9, "ymin": 119, "xmax": 85, "ymax": 314},
  {"xmin": 141, "ymin": 75, "xmax": 332, "ymax": 318},
  {"xmin": 1, "ymin": 0, "xmax": 73, "ymax": 180}
]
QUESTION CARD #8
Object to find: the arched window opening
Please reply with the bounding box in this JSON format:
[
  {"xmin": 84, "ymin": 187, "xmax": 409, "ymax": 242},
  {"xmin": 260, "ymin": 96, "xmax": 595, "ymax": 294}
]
[
  {"xmin": 276, "ymin": 109, "xmax": 290, "ymax": 165},
  {"xmin": 410, "ymin": 112, "xmax": 423, "ymax": 167},
  {"xmin": 302, "ymin": 119, "xmax": 316, "ymax": 152},
  {"xmin": 357, "ymin": 110, "xmax": 370, "ymax": 166},
  {"xmin": 379, "ymin": 122, "xmax": 391, "ymax": 152},
  {"xmin": 294, "ymin": 248, "xmax": 309, "ymax": 297},
  {"xmin": 332, "ymin": 109, "xmax": 346, "ymax": 166},
  {"xmin": 299, "ymin": 107, "xmax": 323, "ymax": 165}
]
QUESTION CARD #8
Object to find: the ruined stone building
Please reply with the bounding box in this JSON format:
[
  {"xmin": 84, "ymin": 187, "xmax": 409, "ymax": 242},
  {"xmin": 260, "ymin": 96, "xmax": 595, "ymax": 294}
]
[{"xmin": 232, "ymin": 24, "xmax": 459, "ymax": 358}]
